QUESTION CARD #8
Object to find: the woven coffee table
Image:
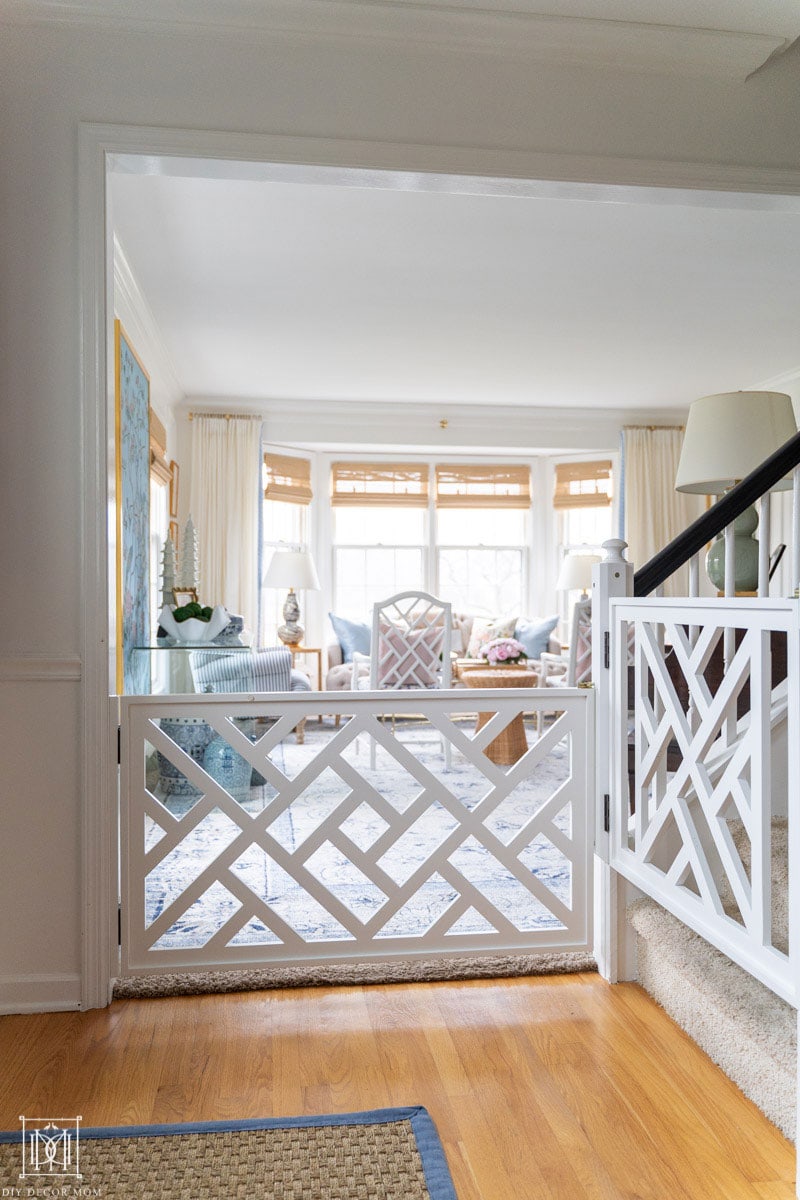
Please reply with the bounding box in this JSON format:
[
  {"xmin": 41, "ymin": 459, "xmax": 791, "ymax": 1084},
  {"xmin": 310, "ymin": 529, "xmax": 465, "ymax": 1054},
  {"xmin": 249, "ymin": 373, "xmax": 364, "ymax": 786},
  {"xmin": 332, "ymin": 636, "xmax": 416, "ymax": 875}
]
[{"xmin": 462, "ymin": 667, "xmax": 538, "ymax": 764}]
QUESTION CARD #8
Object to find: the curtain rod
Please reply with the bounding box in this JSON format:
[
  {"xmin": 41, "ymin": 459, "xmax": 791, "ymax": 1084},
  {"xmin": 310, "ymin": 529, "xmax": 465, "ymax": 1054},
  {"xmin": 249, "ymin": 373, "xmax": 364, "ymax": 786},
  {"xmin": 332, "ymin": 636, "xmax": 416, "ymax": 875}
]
[
  {"xmin": 188, "ymin": 411, "xmax": 263, "ymax": 422},
  {"xmin": 623, "ymin": 423, "xmax": 684, "ymax": 431}
]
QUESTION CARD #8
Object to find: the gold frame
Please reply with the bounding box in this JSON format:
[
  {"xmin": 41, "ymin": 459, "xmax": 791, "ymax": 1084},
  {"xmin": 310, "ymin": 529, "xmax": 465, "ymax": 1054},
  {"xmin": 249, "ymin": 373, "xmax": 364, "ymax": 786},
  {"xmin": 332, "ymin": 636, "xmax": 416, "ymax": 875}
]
[
  {"xmin": 173, "ymin": 587, "xmax": 198, "ymax": 606},
  {"xmin": 169, "ymin": 460, "xmax": 179, "ymax": 517},
  {"xmin": 169, "ymin": 520, "xmax": 179, "ymax": 545}
]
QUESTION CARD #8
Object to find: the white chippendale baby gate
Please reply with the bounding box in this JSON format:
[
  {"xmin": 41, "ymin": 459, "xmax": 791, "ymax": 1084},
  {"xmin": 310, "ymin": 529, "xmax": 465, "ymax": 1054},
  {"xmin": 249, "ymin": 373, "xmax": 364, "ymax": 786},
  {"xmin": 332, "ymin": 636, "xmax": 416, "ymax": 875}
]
[
  {"xmin": 117, "ymin": 688, "xmax": 595, "ymax": 977},
  {"xmin": 607, "ymin": 596, "xmax": 800, "ymax": 1006}
]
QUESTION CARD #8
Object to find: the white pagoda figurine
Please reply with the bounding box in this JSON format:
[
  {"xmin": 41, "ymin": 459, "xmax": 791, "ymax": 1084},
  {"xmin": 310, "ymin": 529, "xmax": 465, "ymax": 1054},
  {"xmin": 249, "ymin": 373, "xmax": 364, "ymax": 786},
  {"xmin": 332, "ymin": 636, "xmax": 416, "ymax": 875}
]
[
  {"xmin": 178, "ymin": 514, "xmax": 200, "ymax": 591},
  {"xmin": 160, "ymin": 534, "xmax": 177, "ymax": 607}
]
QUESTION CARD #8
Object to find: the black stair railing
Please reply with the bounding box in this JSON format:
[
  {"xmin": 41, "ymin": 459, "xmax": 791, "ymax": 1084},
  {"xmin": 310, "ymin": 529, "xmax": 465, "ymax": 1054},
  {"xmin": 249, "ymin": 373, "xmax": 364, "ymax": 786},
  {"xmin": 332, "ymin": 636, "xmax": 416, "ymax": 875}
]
[{"xmin": 633, "ymin": 429, "xmax": 800, "ymax": 598}]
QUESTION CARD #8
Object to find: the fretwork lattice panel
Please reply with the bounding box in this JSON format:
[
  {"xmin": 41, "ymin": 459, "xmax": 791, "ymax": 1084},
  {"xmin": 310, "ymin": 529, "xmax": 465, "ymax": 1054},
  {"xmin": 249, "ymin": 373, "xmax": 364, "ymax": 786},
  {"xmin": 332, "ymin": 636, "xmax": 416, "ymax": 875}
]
[
  {"xmin": 610, "ymin": 599, "xmax": 797, "ymax": 1004},
  {"xmin": 120, "ymin": 691, "xmax": 594, "ymax": 975}
]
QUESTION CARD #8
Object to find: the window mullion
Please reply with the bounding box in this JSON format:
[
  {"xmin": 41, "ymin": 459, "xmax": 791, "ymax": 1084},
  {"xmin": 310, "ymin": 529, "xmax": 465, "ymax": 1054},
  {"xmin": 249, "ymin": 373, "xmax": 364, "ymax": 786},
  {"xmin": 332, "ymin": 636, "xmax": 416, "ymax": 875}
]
[{"xmin": 427, "ymin": 460, "xmax": 436, "ymax": 596}]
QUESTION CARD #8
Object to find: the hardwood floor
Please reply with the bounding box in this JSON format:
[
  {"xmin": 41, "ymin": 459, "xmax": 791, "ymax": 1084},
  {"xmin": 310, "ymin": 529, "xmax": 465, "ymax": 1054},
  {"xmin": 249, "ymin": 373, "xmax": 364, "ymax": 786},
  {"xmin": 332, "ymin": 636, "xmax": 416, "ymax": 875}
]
[{"xmin": 0, "ymin": 973, "xmax": 794, "ymax": 1199}]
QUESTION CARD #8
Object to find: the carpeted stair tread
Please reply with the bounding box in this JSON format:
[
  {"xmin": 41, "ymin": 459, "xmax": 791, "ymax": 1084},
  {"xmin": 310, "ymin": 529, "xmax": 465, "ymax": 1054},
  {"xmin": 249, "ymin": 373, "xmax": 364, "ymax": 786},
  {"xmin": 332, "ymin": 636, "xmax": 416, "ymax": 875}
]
[
  {"xmin": 717, "ymin": 818, "xmax": 788, "ymax": 954},
  {"xmin": 629, "ymin": 896, "xmax": 795, "ymax": 1140},
  {"xmin": 628, "ymin": 897, "xmax": 795, "ymax": 1055}
]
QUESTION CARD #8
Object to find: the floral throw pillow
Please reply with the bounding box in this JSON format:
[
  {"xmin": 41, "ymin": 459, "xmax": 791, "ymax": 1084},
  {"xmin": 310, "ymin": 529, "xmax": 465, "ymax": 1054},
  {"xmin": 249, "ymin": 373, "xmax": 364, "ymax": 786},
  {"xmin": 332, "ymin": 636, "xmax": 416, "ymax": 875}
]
[{"xmin": 466, "ymin": 616, "xmax": 517, "ymax": 660}]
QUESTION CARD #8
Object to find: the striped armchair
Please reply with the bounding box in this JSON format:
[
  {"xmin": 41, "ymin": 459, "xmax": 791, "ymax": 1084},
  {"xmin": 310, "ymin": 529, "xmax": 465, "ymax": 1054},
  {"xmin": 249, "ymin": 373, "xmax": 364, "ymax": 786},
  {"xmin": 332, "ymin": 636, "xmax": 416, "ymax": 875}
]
[{"xmin": 189, "ymin": 646, "xmax": 312, "ymax": 743}]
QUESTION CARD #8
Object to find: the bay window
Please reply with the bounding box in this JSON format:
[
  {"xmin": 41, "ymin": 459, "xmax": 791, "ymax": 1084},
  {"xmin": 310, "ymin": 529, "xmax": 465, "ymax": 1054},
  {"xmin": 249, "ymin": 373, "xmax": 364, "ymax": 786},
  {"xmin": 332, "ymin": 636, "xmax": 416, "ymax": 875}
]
[{"xmin": 330, "ymin": 460, "xmax": 531, "ymax": 619}]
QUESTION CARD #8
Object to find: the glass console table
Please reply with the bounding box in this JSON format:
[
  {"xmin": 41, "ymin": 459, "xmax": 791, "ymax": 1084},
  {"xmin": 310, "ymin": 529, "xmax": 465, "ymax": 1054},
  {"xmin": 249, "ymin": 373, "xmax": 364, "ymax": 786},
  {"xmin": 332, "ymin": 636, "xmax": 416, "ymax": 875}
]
[
  {"xmin": 132, "ymin": 643, "xmax": 259, "ymax": 800},
  {"xmin": 131, "ymin": 642, "xmax": 253, "ymax": 695}
]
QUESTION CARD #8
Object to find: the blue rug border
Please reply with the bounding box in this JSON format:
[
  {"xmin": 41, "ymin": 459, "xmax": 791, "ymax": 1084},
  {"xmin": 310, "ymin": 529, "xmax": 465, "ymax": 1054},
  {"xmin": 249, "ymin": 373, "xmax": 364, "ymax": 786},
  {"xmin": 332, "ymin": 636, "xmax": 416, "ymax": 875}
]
[{"xmin": 0, "ymin": 1106, "xmax": 457, "ymax": 1200}]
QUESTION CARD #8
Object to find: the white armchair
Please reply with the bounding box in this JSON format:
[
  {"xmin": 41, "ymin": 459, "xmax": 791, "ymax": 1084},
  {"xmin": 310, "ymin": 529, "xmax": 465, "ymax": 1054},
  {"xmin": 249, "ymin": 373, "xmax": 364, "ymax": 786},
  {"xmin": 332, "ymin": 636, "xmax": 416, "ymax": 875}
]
[
  {"xmin": 355, "ymin": 591, "xmax": 453, "ymax": 767},
  {"xmin": 539, "ymin": 598, "xmax": 593, "ymax": 689},
  {"xmin": 356, "ymin": 591, "xmax": 452, "ymax": 692}
]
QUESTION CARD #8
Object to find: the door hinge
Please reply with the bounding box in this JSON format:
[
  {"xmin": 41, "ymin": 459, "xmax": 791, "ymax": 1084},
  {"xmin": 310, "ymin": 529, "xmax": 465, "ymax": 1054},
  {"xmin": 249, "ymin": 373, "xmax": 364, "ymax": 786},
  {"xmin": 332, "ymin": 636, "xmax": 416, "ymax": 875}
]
[
  {"xmin": 603, "ymin": 630, "xmax": 610, "ymax": 669},
  {"xmin": 603, "ymin": 793, "xmax": 610, "ymax": 834},
  {"xmin": 117, "ymin": 725, "xmax": 121, "ymax": 765}
]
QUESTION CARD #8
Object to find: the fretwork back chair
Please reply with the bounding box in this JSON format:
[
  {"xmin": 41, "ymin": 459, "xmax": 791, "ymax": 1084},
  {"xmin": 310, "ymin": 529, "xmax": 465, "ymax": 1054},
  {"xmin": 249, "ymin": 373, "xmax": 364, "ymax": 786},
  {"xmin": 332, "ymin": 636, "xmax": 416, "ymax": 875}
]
[
  {"xmin": 537, "ymin": 598, "xmax": 592, "ymax": 728},
  {"xmin": 354, "ymin": 590, "xmax": 453, "ymax": 767},
  {"xmin": 539, "ymin": 597, "xmax": 592, "ymax": 691}
]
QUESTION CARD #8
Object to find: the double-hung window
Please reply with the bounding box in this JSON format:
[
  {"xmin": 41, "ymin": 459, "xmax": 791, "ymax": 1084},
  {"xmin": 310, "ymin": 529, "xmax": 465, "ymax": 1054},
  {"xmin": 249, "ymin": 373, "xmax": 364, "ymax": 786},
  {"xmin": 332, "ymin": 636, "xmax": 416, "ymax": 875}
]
[
  {"xmin": 553, "ymin": 460, "xmax": 613, "ymax": 624},
  {"xmin": 262, "ymin": 452, "xmax": 311, "ymax": 643},
  {"xmin": 330, "ymin": 463, "xmax": 427, "ymax": 618},
  {"xmin": 435, "ymin": 464, "xmax": 530, "ymax": 616}
]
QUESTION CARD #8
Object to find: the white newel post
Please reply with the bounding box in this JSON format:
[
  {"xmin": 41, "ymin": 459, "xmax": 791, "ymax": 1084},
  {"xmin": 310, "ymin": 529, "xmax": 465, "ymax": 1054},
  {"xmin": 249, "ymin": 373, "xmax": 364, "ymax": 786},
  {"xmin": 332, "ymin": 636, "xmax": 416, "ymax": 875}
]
[
  {"xmin": 592, "ymin": 538, "xmax": 635, "ymax": 982},
  {"xmin": 790, "ymin": 599, "xmax": 800, "ymax": 1200}
]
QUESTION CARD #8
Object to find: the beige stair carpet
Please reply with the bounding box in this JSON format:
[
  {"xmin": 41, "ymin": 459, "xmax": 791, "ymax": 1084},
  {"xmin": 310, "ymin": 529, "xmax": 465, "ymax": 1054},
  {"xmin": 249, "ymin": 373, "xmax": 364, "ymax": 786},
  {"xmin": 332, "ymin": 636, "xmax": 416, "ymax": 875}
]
[{"xmin": 628, "ymin": 819, "xmax": 794, "ymax": 1140}]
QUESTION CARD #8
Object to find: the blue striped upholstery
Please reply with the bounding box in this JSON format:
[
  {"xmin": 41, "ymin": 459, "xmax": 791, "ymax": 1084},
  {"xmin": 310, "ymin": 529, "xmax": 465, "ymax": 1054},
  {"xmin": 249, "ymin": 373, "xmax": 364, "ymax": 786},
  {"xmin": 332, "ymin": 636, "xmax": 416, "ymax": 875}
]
[{"xmin": 189, "ymin": 646, "xmax": 301, "ymax": 694}]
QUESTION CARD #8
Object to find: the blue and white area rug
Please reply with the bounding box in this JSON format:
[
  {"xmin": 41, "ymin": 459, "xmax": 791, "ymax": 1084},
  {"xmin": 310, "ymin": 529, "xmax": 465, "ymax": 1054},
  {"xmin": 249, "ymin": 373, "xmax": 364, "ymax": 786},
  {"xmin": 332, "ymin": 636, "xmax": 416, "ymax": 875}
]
[{"xmin": 0, "ymin": 1107, "xmax": 457, "ymax": 1200}]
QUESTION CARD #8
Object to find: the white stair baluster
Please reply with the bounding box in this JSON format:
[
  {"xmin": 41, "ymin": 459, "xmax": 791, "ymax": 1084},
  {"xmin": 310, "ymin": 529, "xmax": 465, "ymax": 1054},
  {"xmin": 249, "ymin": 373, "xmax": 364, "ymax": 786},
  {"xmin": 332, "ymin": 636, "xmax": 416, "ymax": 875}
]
[{"xmin": 758, "ymin": 492, "xmax": 770, "ymax": 598}]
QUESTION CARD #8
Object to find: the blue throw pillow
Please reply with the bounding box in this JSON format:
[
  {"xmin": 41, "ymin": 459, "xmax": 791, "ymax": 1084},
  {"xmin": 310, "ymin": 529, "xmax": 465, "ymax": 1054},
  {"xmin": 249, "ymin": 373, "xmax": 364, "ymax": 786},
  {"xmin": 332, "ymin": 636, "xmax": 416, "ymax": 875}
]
[
  {"xmin": 515, "ymin": 615, "xmax": 559, "ymax": 660},
  {"xmin": 329, "ymin": 613, "xmax": 371, "ymax": 663}
]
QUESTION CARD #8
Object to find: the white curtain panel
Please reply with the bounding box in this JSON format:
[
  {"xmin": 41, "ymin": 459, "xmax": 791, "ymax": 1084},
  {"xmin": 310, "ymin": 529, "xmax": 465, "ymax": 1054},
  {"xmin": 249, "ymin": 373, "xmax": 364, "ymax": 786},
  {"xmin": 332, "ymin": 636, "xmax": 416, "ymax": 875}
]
[
  {"xmin": 189, "ymin": 415, "xmax": 263, "ymax": 631},
  {"xmin": 624, "ymin": 426, "xmax": 705, "ymax": 596}
]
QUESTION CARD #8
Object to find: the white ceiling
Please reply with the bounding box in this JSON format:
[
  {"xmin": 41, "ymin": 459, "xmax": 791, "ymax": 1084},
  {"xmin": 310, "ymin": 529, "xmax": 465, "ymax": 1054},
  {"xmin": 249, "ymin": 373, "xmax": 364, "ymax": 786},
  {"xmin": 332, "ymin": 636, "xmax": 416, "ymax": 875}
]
[{"xmin": 110, "ymin": 160, "xmax": 800, "ymax": 414}]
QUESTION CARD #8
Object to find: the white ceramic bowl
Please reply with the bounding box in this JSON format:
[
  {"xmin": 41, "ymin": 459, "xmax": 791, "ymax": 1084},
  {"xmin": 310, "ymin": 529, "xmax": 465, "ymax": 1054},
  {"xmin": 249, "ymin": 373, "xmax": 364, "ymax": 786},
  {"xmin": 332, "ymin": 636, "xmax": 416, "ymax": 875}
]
[{"xmin": 158, "ymin": 604, "xmax": 230, "ymax": 644}]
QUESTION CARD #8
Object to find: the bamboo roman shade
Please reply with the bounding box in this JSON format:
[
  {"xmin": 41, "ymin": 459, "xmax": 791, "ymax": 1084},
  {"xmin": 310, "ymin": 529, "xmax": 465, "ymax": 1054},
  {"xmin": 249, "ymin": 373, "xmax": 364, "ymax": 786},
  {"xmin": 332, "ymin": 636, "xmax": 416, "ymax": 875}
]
[
  {"xmin": 264, "ymin": 452, "xmax": 313, "ymax": 505},
  {"xmin": 553, "ymin": 460, "xmax": 613, "ymax": 509},
  {"xmin": 435, "ymin": 464, "xmax": 531, "ymax": 509},
  {"xmin": 331, "ymin": 463, "xmax": 429, "ymax": 507},
  {"xmin": 149, "ymin": 408, "xmax": 171, "ymax": 485}
]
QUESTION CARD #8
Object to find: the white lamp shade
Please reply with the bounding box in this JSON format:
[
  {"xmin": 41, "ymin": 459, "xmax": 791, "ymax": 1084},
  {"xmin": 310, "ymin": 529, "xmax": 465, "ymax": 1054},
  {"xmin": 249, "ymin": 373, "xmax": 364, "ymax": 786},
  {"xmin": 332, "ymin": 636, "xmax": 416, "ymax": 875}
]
[
  {"xmin": 263, "ymin": 549, "xmax": 320, "ymax": 590},
  {"xmin": 675, "ymin": 391, "xmax": 797, "ymax": 495},
  {"xmin": 556, "ymin": 553, "xmax": 601, "ymax": 592}
]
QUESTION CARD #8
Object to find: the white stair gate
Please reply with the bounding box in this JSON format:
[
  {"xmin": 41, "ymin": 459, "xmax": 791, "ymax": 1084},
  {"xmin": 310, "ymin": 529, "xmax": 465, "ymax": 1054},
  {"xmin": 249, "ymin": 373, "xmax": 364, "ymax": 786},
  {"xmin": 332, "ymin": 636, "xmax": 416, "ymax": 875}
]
[
  {"xmin": 607, "ymin": 595, "xmax": 800, "ymax": 1007},
  {"xmin": 117, "ymin": 688, "xmax": 595, "ymax": 978}
]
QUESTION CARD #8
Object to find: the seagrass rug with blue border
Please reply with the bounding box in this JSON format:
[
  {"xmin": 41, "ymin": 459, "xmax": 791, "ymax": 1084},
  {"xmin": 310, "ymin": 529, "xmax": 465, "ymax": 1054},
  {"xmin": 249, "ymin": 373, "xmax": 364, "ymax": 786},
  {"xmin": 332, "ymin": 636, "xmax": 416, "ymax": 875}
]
[{"xmin": 0, "ymin": 1106, "xmax": 457, "ymax": 1199}]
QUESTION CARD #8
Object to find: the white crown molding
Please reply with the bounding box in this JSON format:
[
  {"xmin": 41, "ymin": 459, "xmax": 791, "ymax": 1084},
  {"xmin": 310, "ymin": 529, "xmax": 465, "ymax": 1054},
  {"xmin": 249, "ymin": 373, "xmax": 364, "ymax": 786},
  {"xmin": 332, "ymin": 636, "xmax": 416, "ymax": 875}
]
[
  {"xmin": 113, "ymin": 236, "xmax": 184, "ymax": 410},
  {"xmin": 751, "ymin": 364, "xmax": 800, "ymax": 394},
  {"xmin": 232, "ymin": 396, "xmax": 688, "ymax": 452},
  {"xmin": 0, "ymin": 656, "xmax": 82, "ymax": 681},
  {"xmin": 0, "ymin": 0, "xmax": 792, "ymax": 80},
  {"xmin": 99, "ymin": 123, "xmax": 800, "ymax": 200}
]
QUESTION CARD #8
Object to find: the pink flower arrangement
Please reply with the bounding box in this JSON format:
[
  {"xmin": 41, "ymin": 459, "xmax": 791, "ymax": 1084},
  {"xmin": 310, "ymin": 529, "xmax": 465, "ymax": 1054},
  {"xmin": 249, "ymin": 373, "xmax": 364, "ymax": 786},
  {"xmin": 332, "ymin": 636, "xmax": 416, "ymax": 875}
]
[{"xmin": 480, "ymin": 637, "xmax": 528, "ymax": 665}]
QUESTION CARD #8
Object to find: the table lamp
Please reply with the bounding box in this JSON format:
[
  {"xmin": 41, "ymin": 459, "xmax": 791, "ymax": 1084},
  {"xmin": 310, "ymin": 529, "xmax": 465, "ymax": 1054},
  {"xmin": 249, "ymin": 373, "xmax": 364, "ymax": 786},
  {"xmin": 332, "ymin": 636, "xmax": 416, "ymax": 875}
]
[
  {"xmin": 675, "ymin": 391, "xmax": 797, "ymax": 591},
  {"xmin": 263, "ymin": 549, "xmax": 320, "ymax": 645},
  {"xmin": 556, "ymin": 553, "xmax": 601, "ymax": 600}
]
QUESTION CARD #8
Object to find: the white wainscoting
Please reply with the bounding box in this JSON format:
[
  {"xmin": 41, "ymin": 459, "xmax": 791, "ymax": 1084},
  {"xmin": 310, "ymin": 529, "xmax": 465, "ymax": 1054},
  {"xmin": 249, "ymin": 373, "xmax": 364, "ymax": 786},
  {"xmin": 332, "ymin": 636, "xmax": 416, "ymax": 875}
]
[{"xmin": 0, "ymin": 657, "xmax": 82, "ymax": 682}]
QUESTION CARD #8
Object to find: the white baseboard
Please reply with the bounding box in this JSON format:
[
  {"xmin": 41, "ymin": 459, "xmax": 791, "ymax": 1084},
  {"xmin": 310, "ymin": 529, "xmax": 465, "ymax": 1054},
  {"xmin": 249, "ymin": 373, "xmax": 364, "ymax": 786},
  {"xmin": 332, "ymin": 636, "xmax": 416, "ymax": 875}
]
[{"xmin": 0, "ymin": 974, "xmax": 82, "ymax": 1015}]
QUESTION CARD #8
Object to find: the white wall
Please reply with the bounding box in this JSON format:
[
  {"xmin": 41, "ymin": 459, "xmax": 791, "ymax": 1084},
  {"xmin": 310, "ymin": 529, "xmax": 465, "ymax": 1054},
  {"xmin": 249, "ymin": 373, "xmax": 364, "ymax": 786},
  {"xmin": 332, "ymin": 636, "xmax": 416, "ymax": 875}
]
[{"xmin": 1, "ymin": 13, "xmax": 800, "ymax": 1011}]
